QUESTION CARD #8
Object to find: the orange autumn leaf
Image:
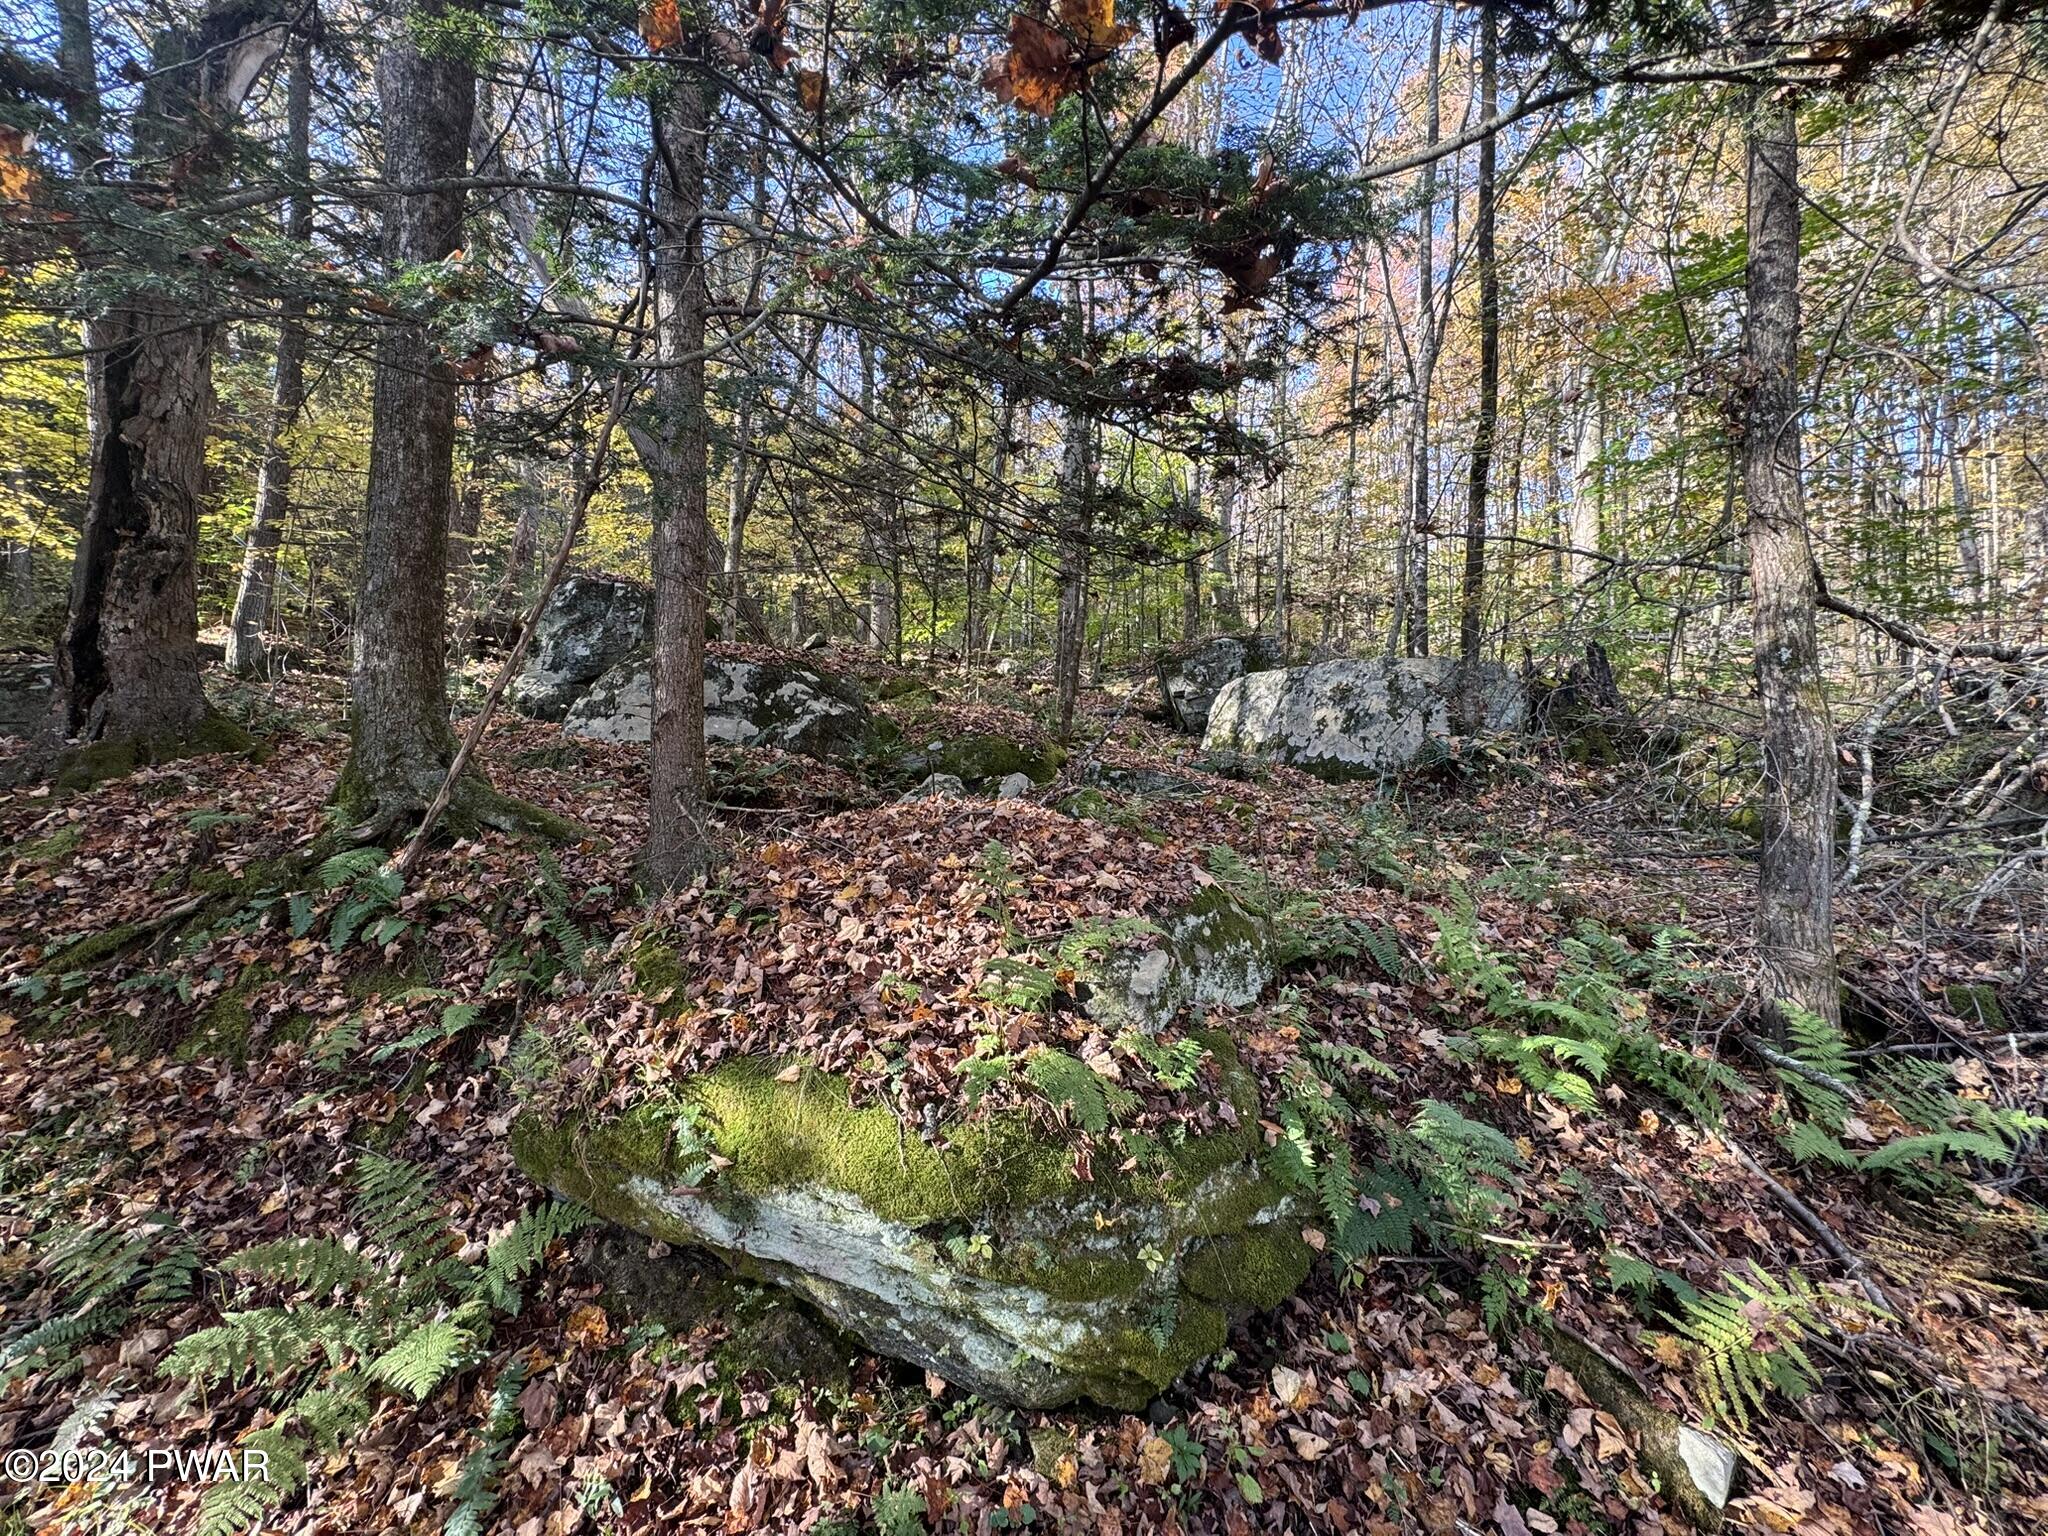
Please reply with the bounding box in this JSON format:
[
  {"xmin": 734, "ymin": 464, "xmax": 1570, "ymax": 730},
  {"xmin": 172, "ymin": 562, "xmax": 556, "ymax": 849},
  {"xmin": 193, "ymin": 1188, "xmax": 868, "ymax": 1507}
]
[
  {"xmin": 641, "ymin": 0, "xmax": 684, "ymax": 52},
  {"xmin": 796, "ymin": 68, "xmax": 827, "ymax": 116},
  {"xmin": 984, "ymin": 13, "xmax": 1085, "ymax": 118},
  {"xmin": 0, "ymin": 127, "xmax": 37, "ymax": 207},
  {"xmin": 1059, "ymin": 0, "xmax": 1135, "ymax": 52}
]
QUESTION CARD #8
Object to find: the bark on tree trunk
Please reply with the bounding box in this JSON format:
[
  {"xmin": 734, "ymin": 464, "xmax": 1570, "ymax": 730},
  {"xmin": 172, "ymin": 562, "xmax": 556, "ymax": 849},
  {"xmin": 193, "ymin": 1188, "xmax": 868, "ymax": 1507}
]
[
  {"xmin": 643, "ymin": 63, "xmax": 719, "ymax": 887},
  {"xmin": 226, "ymin": 33, "xmax": 313, "ymax": 678},
  {"xmin": 1742, "ymin": 60, "xmax": 1840, "ymax": 1038},
  {"xmin": 340, "ymin": 1, "xmax": 475, "ymax": 825},
  {"xmin": 1388, "ymin": 5, "xmax": 1442, "ymax": 660},
  {"xmin": 49, "ymin": 1, "xmax": 286, "ymax": 754},
  {"xmin": 1457, "ymin": 6, "xmax": 1499, "ymax": 705},
  {"xmin": 1054, "ymin": 291, "xmax": 1094, "ymax": 740}
]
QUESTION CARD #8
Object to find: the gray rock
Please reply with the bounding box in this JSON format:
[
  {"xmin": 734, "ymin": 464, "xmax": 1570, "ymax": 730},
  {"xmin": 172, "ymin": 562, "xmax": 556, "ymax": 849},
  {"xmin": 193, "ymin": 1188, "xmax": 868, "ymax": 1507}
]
[
  {"xmin": 1677, "ymin": 1425, "xmax": 1738, "ymax": 1510},
  {"xmin": 512, "ymin": 879, "xmax": 1310, "ymax": 1410},
  {"xmin": 1202, "ymin": 657, "xmax": 1529, "ymax": 780},
  {"xmin": 1081, "ymin": 761, "xmax": 1205, "ymax": 798},
  {"xmin": 799, "ymin": 631, "xmax": 827, "ymax": 651},
  {"xmin": 1081, "ymin": 886, "xmax": 1278, "ymax": 1035},
  {"xmin": 1158, "ymin": 635, "xmax": 1279, "ymax": 734},
  {"xmin": 511, "ymin": 574, "xmax": 652, "ymax": 720},
  {"xmin": 0, "ymin": 659, "xmax": 52, "ymax": 739},
  {"xmin": 899, "ymin": 772, "xmax": 967, "ymax": 802},
  {"xmin": 563, "ymin": 654, "xmax": 873, "ymax": 761},
  {"xmin": 993, "ymin": 656, "xmax": 1019, "ymax": 676},
  {"xmin": 995, "ymin": 772, "xmax": 1034, "ymax": 800}
]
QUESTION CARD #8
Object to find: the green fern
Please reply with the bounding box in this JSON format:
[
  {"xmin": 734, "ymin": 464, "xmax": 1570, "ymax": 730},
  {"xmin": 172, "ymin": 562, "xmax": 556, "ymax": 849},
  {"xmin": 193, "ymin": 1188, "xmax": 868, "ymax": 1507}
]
[
  {"xmin": 368, "ymin": 1317, "xmax": 480, "ymax": 1401},
  {"xmin": 477, "ymin": 1202, "xmax": 594, "ymax": 1314},
  {"xmin": 445, "ymin": 1354, "xmax": 530, "ymax": 1536},
  {"xmin": 316, "ymin": 848, "xmax": 387, "ymax": 890},
  {"xmin": 1120, "ymin": 1030, "xmax": 1209, "ymax": 1090},
  {"xmin": 161, "ymin": 1305, "xmax": 370, "ymax": 1390},
  {"xmin": 227, "ymin": 1238, "xmax": 381, "ymax": 1297},
  {"xmin": 353, "ymin": 1153, "xmax": 456, "ymax": 1273},
  {"xmin": 1433, "ymin": 905, "xmax": 1739, "ymax": 1124},
  {"xmin": 196, "ymin": 1427, "xmax": 307, "ymax": 1536},
  {"xmin": 1023, "ymin": 1047, "xmax": 1135, "ymax": 1132},
  {"xmin": 534, "ymin": 850, "xmax": 589, "ymax": 975},
  {"xmin": 1666, "ymin": 1265, "xmax": 1830, "ymax": 1430}
]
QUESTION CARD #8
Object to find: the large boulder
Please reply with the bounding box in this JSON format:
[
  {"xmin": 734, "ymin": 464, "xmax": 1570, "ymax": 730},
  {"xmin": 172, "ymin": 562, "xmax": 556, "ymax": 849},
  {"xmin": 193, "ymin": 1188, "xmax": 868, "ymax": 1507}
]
[
  {"xmin": 562, "ymin": 654, "xmax": 872, "ymax": 760},
  {"xmin": 510, "ymin": 574, "xmax": 651, "ymax": 720},
  {"xmin": 1202, "ymin": 657, "xmax": 1528, "ymax": 780},
  {"xmin": 513, "ymin": 1040, "xmax": 1309, "ymax": 1410},
  {"xmin": 1157, "ymin": 635, "xmax": 1280, "ymax": 734},
  {"xmin": 513, "ymin": 882, "xmax": 1304, "ymax": 1409}
]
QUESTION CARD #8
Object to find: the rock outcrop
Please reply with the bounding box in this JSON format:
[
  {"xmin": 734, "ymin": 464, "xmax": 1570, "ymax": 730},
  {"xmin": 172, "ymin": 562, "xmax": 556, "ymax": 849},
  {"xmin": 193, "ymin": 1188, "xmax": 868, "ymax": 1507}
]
[
  {"xmin": 510, "ymin": 575, "xmax": 651, "ymax": 721},
  {"xmin": 1157, "ymin": 635, "xmax": 1280, "ymax": 734},
  {"xmin": 561, "ymin": 654, "xmax": 872, "ymax": 760},
  {"xmin": 515, "ymin": 1041, "xmax": 1309, "ymax": 1410},
  {"xmin": 514, "ymin": 887, "xmax": 1300, "ymax": 1409},
  {"xmin": 1080, "ymin": 887, "xmax": 1277, "ymax": 1035},
  {"xmin": 1202, "ymin": 657, "xmax": 1529, "ymax": 780}
]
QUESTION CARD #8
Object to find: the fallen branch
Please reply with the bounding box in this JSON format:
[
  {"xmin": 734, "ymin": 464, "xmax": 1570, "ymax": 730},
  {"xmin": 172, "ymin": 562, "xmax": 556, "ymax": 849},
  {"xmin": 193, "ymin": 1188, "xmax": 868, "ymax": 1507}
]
[
  {"xmin": 1737, "ymin": 1029, "xmax": 1864, "ymax": 1106},
  {"xmin": 1723, "ymin": 1135, "xmax": 1895, "ymax": 1315}
]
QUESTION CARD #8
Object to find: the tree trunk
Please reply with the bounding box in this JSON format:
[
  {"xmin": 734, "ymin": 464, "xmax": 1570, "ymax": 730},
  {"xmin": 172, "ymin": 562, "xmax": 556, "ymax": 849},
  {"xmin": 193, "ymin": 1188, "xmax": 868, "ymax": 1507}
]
[
  {"xmin": 1742, "ymin": 56, "xmax": 1839, "ymax": 1037},
  {"xmin": 226, "ymin": 33, "xmax": 313, "ymax": 677},
  {"xmin": 339, "ymin": 1, "xmax": 475, "ymax": 825},
  {"xmin": 643, "ymin": 63, "xmax": 719, "ymax": 887},
  {"xmin": 1457, "ymin": 6, "xmax": 1499, "ymax": 702},
  {"xmin": 1054, "ymin": 291, "xmax": 1094, "ymax": 739},
  {"xmin": 49, "ymin": 2, "xmax": 286, "ymax": 753},
  {"xmin": 1389, "ymin": 5, "xmax": 1442, "ymax": 659}
]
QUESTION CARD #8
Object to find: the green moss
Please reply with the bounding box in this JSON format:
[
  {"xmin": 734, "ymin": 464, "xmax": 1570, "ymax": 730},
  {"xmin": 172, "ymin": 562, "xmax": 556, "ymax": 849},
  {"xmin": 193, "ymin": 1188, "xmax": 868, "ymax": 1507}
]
[
  {"xmin": 1943, "ymin": 983, "xmax": 2006, "ymax": 1032},
  {"xmin": 1182, "ymin": 1226, "xmax": 1314, "ymax": 1312},
  {"xmin": 915, "ymin": 734, "xmax": 1066, "ymax": 787},
  {"xmin": 1885, "ymin": 732, "xmax": 2008, "ymax": 806},
  {"xmin": 49, "ymin": 713, "xmax": 255, "ymax": 793},
  {"xmin": 1058, "ymin": 788, "xmax": 1113, "ymax": 822},
  {"xmin": 8, "ymin": 823, "xmax": 82, "ymax": 866},
  {"xmin": 40, "ymin": 923, "xmax": 145, "ymax": 974},
  {"xmin": 513, "ymin": 1037, "xmax": 1311, "ymax": 1410},
  {"xmin": 690, "ymin": 1061, "xmax": 1073, "ymax": 1225},
  {"xmin": 345, "ymin": 963, "xmax": 428, "ymax": 1002},
  {"xmin": 1056, "ymin": 1298, "xmax": 1231, "ymax": 1409},
  {"xmin": 177, "ymin": 963, "xmax": 274, "ymax": 1065},
  {"xmin": 631, "ymin": 940, "xmax": 686, "ymax": 1003}
]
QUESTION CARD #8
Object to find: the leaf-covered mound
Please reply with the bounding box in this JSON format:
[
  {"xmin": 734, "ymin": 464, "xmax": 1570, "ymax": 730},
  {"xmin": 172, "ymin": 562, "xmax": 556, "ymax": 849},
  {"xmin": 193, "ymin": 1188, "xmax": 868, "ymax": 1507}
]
[{"xmin": 524, "ymin": 796, "xmax": 1241, "ymax": 1142}]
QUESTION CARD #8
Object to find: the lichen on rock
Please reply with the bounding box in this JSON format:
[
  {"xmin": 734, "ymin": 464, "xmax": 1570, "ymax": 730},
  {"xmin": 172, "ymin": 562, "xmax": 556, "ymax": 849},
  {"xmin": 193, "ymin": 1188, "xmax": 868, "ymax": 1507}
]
[{"xmin": 513, "ymin": 1050, "xmax": 1310, "ymax": 1409}]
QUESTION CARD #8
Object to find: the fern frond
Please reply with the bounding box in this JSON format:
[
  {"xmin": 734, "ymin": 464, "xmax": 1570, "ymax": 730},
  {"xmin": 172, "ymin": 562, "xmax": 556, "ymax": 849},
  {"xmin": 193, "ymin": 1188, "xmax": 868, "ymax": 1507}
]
[
  {"xmin": 444, "ymin": 1354, "xmax": 530, "ymax": 1536},
  {"xmin": 227, "ymin": 1238, "xmax": 381, "ymax": 1297},
  {"xmin": 367, "ymin": 1318, "xmax": 477, "ymax": 1401},
  {"xmin": 1023, "ymin": 1047, "xmax": 1113, "ymax": 1133},
  {"xmin": 159, "ymin": 1305, "xmax": 368, "ymax": 1390},
  {"xmin": 317, "ymin": 848, "xmax": 388, "ymax": 890},
  {"xmin": 352, "ymin": 1154, "xmax": 454, "ymax": 1274},
  {"xmin": 196, "ymin": 1427, "xmax": 307, "ymax": 1536},
  {"xmin": 475, "ymin": 1202, "xmax": 593, "ymax": 1313}
]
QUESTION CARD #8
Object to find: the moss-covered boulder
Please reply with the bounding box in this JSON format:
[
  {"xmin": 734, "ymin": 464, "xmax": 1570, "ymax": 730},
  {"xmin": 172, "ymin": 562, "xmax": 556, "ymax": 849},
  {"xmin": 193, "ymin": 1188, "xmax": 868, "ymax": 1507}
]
[
  {"xmin": 894, "ymin": 733, "xmax": 1066, "ymax": 790},
  {"xmin": 513, "ymin": 1046, "xmax": 1311, "ymax": 1410},
  {"xmin": 1080, "ymin": 886, "xmax": 1278, "ymax": 1035}
]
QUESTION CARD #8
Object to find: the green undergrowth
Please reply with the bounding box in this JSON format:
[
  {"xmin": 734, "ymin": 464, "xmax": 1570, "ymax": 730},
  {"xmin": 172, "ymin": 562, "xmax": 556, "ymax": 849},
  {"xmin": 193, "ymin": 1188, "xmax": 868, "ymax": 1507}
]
[{"xmin": 0, "ymin": 1156, "xmax": 591, "ymax": 1536}]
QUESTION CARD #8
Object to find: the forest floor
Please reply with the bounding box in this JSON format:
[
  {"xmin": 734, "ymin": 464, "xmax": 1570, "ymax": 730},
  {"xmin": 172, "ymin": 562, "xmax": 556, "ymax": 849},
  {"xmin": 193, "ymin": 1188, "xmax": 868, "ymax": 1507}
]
[{"xmin": 0, "ymin": 657, "xmax": 2044, "ymax": 1536}]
